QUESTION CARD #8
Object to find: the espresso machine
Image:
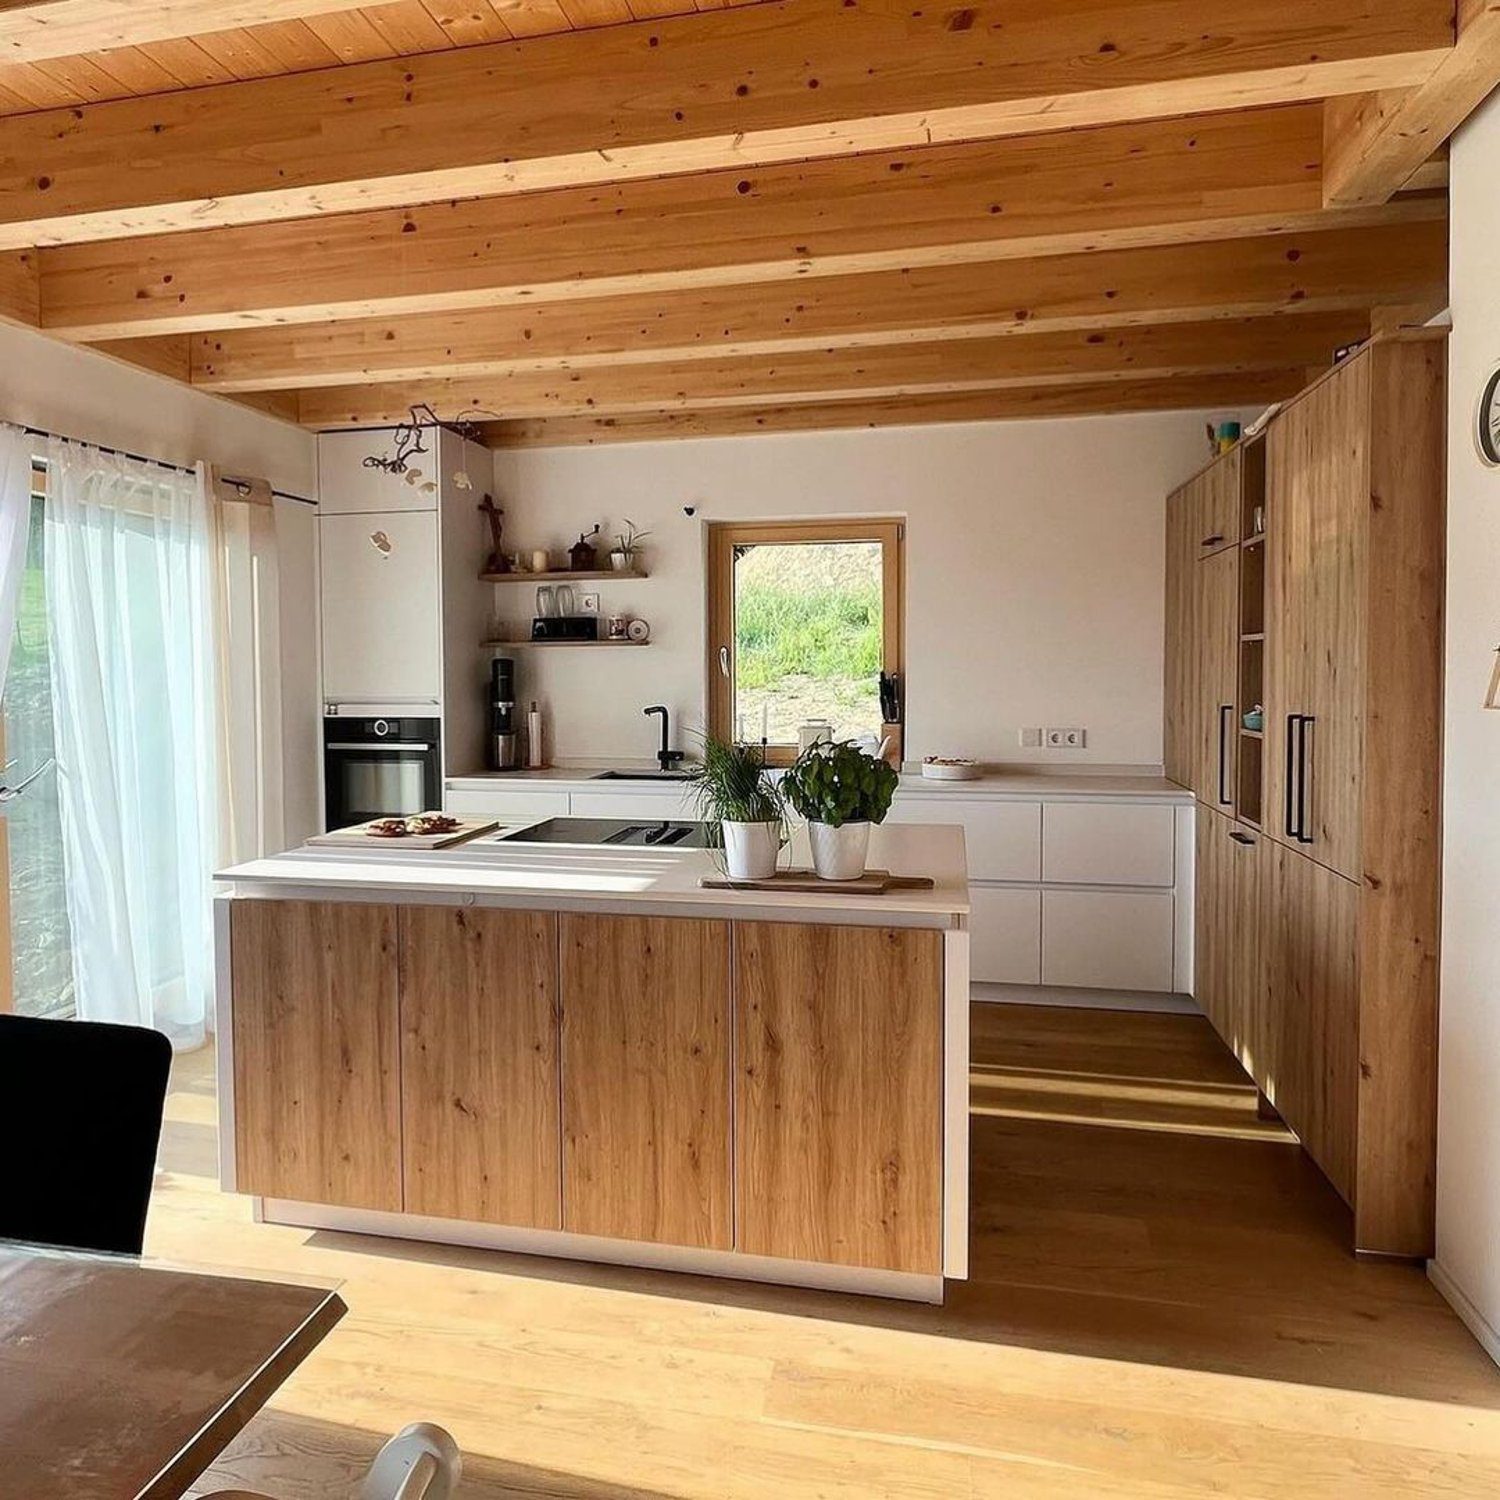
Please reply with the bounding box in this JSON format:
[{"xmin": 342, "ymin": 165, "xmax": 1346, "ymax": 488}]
[{"xmin": 489, "ymin": 656, "xmax": 520, "ymax": 770}]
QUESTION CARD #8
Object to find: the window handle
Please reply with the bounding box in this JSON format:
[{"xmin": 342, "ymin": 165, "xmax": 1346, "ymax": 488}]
[{"xmin": 718, "ymin": 645, "xmax": 730, "ymax": 678}]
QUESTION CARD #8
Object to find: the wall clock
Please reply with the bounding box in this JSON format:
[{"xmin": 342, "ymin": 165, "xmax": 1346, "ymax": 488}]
[{"xmin": 1480, "ymin": 365, "xmax": 1500, "ymax": 467}]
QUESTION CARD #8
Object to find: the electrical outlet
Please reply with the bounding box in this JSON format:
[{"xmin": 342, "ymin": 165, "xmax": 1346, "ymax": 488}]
[
  {"xmin": 1018, "ymin": 727, "xmax": 1043, "ymax": 748},
  {"xmin": 579, "ymin": 592, "xmax": 600, "ymax": 615},
  {"xmin": 1045, "ymin": 727, "xmax": 1087, "ymax": 749}
]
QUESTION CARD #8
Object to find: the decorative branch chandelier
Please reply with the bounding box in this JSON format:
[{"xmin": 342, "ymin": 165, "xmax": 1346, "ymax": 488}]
[{"xmin": 362, "ymin": 404, "xmax": 501, "ymax": 477}]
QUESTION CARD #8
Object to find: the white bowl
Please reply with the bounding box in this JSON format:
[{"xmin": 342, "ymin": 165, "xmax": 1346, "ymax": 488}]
[{"xmin": 921, "ymin": 759, "xmax": 981, "ymax": 782}]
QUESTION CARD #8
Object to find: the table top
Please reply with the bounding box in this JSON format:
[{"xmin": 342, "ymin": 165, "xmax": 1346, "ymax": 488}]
[{"xmin": 0, "ymin": 1242, "xmax": 345, "ymax": 1500}]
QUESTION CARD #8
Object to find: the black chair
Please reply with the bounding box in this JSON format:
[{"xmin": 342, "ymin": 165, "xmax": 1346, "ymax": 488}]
[{"xmin": 0, "ymin": 1013, "xmax": 172, "ymax": 1255}]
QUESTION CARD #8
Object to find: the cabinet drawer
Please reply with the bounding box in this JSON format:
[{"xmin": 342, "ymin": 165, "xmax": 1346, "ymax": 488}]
[
  {"xmin": 887, "ymin": 796, "xmax": 1040, "ymax": 882},
  {"xmin": 444, "ymin": 787, "xmax": 571, "ymax": 820},
  {"xmin": 1041, "ymin": 890, "xmax": 1175, "ymax": 992},
  {"xmin": 970, "ymin": 887, "xmax": 1041, "ymax": 985},
  {"xmin": 1041, "ymin": 802, "xmax": 1176, "ymax": 887}
]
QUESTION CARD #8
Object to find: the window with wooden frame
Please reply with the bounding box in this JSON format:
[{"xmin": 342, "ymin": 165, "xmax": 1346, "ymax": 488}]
[{"xmin": 707, "ymin": 518, "xmax": 904, "ymax": 766}]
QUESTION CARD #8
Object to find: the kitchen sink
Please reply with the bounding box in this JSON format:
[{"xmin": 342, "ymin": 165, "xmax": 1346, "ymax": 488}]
[{"xmin": 592, "ymin": 769, "xmax": 695, "ymax": 781}]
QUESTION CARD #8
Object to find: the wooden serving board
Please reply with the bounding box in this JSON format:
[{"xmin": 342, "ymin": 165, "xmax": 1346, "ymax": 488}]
[
  {"xmin": 304, "ymin": 817, "xmax": 499, "ymax": 850},
  {"xmin": 700, "ymin": 868, "xmax": 936, "ymax": 895}
]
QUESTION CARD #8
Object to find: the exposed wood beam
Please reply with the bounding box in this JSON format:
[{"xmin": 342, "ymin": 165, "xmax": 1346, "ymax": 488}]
[
  {"xmin": 297, "ymin": 312, "xmax": 1366, "ymax": 427},
  {"xmin": 39, "ymin": 106, "xmax": 1447, "ymax": 341},
  {"xmin": 0, "ymin": 248, "xmax": 36, "ymax": 325},
  {"xmin": 478, "ymin": 370, "xmax": 1304, "ymax": 447},
  {"xmin": 1323, "ymin": 0, "xmax": 1500, "ymax": 205},
  {"xmin": 0, "ymin": 3, "xmax": 378, "ymax": 65},
  {"xmin": 0, "ymin": 0, "xmax": 1453, "ymax": 246},
  {"xmin": 185, "ymin": 221, "xmax": 1446, "ymax": 392},
  {"xmin": 91, "ymin": 333, "xmax": 188, "ymax": 381}
]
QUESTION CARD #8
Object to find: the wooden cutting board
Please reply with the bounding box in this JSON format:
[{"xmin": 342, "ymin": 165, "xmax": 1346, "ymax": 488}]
[
  {"xmin": 304, "ymin": 816, "xmax": 498, "ymax": 850},
  {"xmin": 700, "ymin": 868, "xmax": 936, "ymax": 895}
]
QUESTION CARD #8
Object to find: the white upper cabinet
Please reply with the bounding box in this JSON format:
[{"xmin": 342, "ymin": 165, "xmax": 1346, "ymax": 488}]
[
  {"xmin": 318, "ymin": 428, "xmax": 441, "ymax": 515},
  {"xmin": 320, "ymin": 510, "xmax": 441, "ymax": 704}
]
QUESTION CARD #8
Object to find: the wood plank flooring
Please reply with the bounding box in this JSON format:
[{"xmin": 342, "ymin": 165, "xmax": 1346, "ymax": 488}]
[{"xmin": 156, "ymin": 1004, "xmax": 1500, "ymax": 1499}]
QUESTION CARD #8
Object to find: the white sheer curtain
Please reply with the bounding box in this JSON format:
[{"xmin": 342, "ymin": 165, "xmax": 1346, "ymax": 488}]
[
  {"xmin": 0, "ymin": 423, "xmax": 34, "ymax": 696},
  {"xmin": 44, "ymin": 439, "xmax": 219, "ymax": 1047}
]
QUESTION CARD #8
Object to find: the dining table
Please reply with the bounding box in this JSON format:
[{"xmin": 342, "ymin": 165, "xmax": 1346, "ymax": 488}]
[{"xmin": 0, "ymin": 1239, "xmax": 346, "ymax": 1499}]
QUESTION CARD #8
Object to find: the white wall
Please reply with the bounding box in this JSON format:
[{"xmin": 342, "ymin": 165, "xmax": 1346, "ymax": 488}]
[
  {"xmin": 0, "ymin": 325, "xmax": 322, "ymax": 841},
  {"xmin": 492, "ymin": 409, "xmax": 1254, "ymax": 768},
  {"xmin": 1434, "ymin": 89, "xmax": 1500, "ymax": 1362}
]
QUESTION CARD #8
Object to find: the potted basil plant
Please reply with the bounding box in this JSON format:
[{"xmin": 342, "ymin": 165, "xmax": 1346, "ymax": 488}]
[
  {"xmin": 781, "ymin": 739, "xmax": 900, "ymax": 881},
  {"xmin": 687, "ymin": 734, "xmax": 786, "ymax": 881}
]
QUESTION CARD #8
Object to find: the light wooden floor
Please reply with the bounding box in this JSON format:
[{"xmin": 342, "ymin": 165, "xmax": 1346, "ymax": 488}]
[{"xmin": 159, "ymin": 1005, "xmax": 1500, "ymax": 1500}]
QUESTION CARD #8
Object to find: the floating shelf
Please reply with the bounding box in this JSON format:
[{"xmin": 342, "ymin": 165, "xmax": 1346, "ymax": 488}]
[
  {"xmin": 1240, "ymin": 727, "xmax": 1264, "ymax": 739},
  {"xmin": 480, "ymin": 567, "xmax": 648, "ymax": 583},
  {"xmin": 482, "ymin": 637, "xmax": 650, "ymax": 649},
  {"xmin": 1241, "ymin": 533, "xmax": 1266, "ymax": 549},
  {"xmin": 1241, "ymin": 632, "xmax": 1265, "ymax": 642}
]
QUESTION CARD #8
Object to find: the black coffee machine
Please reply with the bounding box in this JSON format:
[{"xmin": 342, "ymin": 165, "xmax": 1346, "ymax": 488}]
[{"xmin": 489, "ymin": 656, "xmax": 520, "ymax": 770}]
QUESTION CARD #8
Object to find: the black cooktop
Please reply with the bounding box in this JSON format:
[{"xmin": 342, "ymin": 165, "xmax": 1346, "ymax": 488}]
[{"xmin": 494, "ymin": 817, "xmax": 711, "ymax": 848}]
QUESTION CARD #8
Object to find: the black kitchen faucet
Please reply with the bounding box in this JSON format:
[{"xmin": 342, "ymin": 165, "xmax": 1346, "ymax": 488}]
[{"xmin": 643, "ymin": 705, "xmax": 685, "ymax": 772}]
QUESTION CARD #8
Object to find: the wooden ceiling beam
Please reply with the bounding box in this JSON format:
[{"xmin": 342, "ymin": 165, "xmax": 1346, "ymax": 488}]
[
  {"xmin": 0, "ymin": 248, "xmax": 37, "ymax": 325},
  {"xmin": 184, "ymin": 220, "xmax": 1446, "ymax": 392},
  {"xmin": 478, "ymin": 369, "xmax": 1303, "ymax": 447},
  {"xmin": 38, "ymin": 106, "xmax": 1447, "ymax": 341},
  {"xmin": 0, "ymin": 3, "xmax": 379, "ymax": 65},
  {"xmin": 1323, "ymin": 0, "xmax": 1500, "ymax": 205},
  {"xmin": 295, "ymin": 311, "xmax": 1368, "ymax": 427},
  {"xmin": 0, "ymin": 0, "xmax": 1453, "ymax": 247}
]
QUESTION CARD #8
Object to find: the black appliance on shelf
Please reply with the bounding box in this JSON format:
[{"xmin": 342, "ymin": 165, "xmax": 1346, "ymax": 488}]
[
  {"xmin": 323, "ymin": 715, "xmax": 441, "ymax": 831},
  {"xmin": 531, "ymin": 615, "xmax": 599, "ymax": 642},
  {"xmin": 490, "ymin": 657, "xmax": 520, "ymax": 771}
]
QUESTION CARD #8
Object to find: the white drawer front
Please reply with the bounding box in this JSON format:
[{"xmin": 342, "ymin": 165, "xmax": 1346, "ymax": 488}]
[
  {"xmin": 887, "ymin": 796, "xmax": 1040, "ymax": 882},
  {"xmin": 1041, "ymin": 890, "xmax": 1175, "ymax": 992},
  {"xmin": 570, "ymin": 791, "xmax": 697, "ymax": 821},
  {"xmin": 1041, "ymin": 802, "xmax": 1176, "ymax": 887},
  {"xmin": 970, "ymin": 887, "xmax": 1041, "ymax": 985},
  {"xmin": 444, "ymin": 787, "xmax": 571, "ymax": 819}
]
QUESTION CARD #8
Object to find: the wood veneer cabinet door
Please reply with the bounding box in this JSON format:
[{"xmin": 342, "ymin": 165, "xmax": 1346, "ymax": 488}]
[
  {"xmin": 735, "ymin": 922, "xmax": 943, "ymax": 1275},
  {"xmin": 1193, "ymin": 806, "xmax": 1232, "ymax": 1041},
  {"xmin": 1265, "ymin": 359, "xmax": 1366, "ymax": 880},
  {"xmin": 399, "ymin": 907, "xmax": 561, "ymax": 1230},
  {"xmin": 1194, "ymin": 545, "xmax": 1239, "ymax": 811},
  {"xmin": 1264, "ymin": 842, "xmax": 1358, "ymax": 1203},
  {"xmin": 1163, "ymin": 482, "xmax": 1198, "ymax": 790},
  {"xmin": 230, "ymin": 900, "xmax": 402, "ymax": 1211},
  {"xmin": 1196, "ymin": 447, "xmax": 1241, "ymax": 557},
  {"xmin": 1228, "ymin": 824, "xmax": 1268, "ymax": 1081},
  {"xmin": 559, "ymin": 914, "xmax": 732, "ymax": 1249}
]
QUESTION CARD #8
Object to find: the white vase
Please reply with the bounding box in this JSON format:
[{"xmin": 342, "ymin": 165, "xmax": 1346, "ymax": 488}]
[
  {"xmin": 610, "ymin": 550, "xmax": 632, "ymax": 572},
  {"xmin": 722, "ymin": 820, "xmax": 779, "ymax": 880},
  {"xmin": 808, "ymin": 820, "xmax": 871, "ymax": 881}
]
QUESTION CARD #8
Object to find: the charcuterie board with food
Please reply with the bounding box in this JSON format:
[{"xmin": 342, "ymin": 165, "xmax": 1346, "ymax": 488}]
[{"xmin": 303, "ymin": 814, "xmax": 499, "ymax": 849}]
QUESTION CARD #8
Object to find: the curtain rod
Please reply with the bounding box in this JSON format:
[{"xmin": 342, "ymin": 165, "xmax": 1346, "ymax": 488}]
[{"xmin": 17, "ymin": 422, "xmax": 317, "ymax": 507}]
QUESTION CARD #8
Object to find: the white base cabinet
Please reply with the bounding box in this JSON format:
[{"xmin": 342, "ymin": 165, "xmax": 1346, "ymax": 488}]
[
  {"xmin": 969, "ymin": 887, "xmax": 1041, "ymax": 986},
  {"xmin": 1040, "ymin": 889, "xmax": 1176, "ymax": 992}
]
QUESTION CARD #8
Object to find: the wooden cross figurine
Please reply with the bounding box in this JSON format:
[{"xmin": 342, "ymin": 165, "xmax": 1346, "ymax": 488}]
[{"xmin": 478, "ymin": 495, "xmax": 506, "ymax": 574}]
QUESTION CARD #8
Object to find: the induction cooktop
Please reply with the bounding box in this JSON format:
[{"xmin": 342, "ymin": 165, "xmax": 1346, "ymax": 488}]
[{"xmin": 491, "ymin": 817, "xmax": 711, "ymax": 848}]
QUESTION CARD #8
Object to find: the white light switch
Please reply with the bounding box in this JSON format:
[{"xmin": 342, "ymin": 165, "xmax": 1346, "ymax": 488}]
[{"xmin": 1019, "ymin": 727, "xmax": 1043, "ymax": 748}]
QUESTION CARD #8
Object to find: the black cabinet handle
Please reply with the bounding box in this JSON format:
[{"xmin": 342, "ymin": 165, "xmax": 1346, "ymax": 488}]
[
  {"xmin": 1284, "ymin": 713, "xmax": 1301, "ymax": 839},
  {"xmin": 1295, "ymin": 715, "xmax": 1315, "ymax": 845},
  {"xmin": 1229, "ymin": 830, "xmax": 1256, "ymax": 846},
  {"xmin": 1200, "ymin": 533, "xmax": 1225, "ymax": 548},
  {"xmin": 1217, "ymin": 703, "xmax": 1233, "ymax": 805}
]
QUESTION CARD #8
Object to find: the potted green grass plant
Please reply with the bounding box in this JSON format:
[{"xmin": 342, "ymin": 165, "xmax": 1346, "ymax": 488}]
[
  {"xmin": 687, "ymin": 734, "xmax": 786, "ymax": 881},
  {"xmin": 781, "ymin": 738, "xmax": 900, "ymax": 880}
]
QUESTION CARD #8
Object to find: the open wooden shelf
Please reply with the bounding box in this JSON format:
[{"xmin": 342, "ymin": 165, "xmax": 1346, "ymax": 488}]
[
  {"xmin": 482, "ymin": 637, "xmax": 650, "ymax": 648},
  {"xmin": 480, "ymin": 568, "xmax": 648, "ymax": 583},
  {"xmin": 1240, "ymin": 727, "xmax": 1263, "ymax": 739},
  {"xmin": 1241, "ymin": 631, "xmax": 1265, "ymax": 642},
  {"xmin": 1241, "ymin": 533, "xmax": 1266, "ymax": 549}
]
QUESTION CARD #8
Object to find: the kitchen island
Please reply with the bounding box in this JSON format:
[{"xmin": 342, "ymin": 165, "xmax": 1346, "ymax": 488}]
[{"xmin": 214, "ymin": 823, "xmax": 969, "ymax": 1302}]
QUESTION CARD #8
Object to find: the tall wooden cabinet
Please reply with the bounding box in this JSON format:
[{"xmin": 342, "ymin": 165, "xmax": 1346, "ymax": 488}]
[{"xmin": 1168, "ymin": 331, "xmax": 1444, "ymax": 1257}]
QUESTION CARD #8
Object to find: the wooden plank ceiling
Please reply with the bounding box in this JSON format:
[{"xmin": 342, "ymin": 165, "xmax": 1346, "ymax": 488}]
[{"xmin": 0, "ymin": 0, "xmax": 1492, "ymax": 447}]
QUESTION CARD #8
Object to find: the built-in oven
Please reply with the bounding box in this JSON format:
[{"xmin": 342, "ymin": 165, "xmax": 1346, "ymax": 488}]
[{"xmin": 323, "ymin": 715, "xmax": 441, "ymax": 830}]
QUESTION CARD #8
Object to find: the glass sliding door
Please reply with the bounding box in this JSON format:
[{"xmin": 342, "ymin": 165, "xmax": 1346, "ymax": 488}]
[{"xmin": 2, "ymin": 493, "xmax": 74, "ymax": 1019}]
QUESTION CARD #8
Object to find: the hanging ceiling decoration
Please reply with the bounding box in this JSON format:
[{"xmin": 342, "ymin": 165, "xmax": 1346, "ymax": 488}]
[{"xmin": 363, "ymin": 404, "xmax": 500, "ymax": 477}]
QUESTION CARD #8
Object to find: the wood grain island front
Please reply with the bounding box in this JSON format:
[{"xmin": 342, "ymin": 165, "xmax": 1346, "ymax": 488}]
[{"xmin": 215, "ymin": 826, "xmax": 968, "ymax": 1300}]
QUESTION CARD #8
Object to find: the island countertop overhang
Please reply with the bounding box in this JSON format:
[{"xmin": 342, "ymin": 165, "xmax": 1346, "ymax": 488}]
[{"xmin": 216, "ymin": 821, "xmax": 970, "ymax": 927}]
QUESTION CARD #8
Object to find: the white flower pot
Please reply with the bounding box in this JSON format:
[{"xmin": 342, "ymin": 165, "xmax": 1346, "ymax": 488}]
[
  {"xmin": 610, "ymin": 550, "xmax": 633, "ymax": 572},
  {"xmin": 808, "ymin": 820, "xmax": 871, "ymax": 881},
  {"xmin": 722, "ymin": 820, "xmax": 780, "ymax": 881}
]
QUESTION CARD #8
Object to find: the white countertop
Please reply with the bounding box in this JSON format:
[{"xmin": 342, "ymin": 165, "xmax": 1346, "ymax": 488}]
[
  {"xmin": 218, "ymin": 823, "xmax": 970, "ymax": 926},
  {"xmin": 446, "ymin": 765, "xmax": 1190, "ymax": 802}
]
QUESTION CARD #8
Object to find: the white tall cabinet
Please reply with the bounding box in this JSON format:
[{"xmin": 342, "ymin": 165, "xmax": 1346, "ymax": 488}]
[{"xmin": 316, "ymin": 426, "xmax": 492, "ymax": 775}]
